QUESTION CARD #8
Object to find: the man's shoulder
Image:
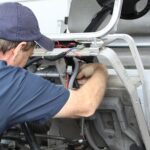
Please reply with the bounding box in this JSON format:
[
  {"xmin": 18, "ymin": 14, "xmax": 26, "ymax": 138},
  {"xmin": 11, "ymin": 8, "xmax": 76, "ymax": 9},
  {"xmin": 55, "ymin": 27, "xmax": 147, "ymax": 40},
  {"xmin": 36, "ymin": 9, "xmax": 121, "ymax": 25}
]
[
  {"xmin": 0, "ymin": 60, "xmax": 45, "ymax": 86},
  {"xmin": 0, "ymin": 60, "xmax": 26, "ymax": 77}
]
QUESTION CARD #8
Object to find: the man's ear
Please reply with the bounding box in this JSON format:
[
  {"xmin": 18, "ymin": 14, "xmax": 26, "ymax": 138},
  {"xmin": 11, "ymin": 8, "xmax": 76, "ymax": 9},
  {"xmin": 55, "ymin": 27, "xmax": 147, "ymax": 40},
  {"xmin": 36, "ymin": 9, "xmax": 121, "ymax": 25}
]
[{"xmin": 12, "ymin": 42, "xmax": 27, "ymax": 59}]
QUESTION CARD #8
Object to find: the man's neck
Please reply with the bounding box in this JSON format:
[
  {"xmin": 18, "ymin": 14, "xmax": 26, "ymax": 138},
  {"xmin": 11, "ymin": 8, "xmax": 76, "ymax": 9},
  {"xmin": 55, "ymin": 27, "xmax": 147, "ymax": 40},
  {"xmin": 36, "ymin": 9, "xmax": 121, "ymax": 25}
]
[
  {"xmin": 0, "ymin": 53, "xmax": 7, "ymax": 61},
  {"xmin": 0, "ymin": 50, "xmax": 13, "ymax": 64}
]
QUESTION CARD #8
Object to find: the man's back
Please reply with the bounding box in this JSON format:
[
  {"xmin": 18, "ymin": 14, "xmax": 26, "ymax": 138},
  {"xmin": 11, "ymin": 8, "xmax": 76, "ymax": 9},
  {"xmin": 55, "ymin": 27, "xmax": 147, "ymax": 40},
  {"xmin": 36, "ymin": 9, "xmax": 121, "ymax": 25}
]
[{"xmin": 0, "ymin": 60, "xmax": 69, "ymax": 133}]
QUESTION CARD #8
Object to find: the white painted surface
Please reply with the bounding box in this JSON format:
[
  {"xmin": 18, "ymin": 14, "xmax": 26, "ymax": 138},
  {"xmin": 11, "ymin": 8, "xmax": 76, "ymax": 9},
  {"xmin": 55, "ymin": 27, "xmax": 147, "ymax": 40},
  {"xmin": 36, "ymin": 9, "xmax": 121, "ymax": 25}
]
[{"xmin": 0, "ymin": 0, "xmax": 70, "ymax": 35}]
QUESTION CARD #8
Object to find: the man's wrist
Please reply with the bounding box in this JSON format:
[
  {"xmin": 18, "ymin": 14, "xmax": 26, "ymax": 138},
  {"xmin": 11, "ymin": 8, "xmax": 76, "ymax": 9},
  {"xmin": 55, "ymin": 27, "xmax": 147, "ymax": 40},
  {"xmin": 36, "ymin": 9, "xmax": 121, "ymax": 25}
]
[{"xmin": 95, "ymin": 64, "xmax": 108, "ymax": 78}]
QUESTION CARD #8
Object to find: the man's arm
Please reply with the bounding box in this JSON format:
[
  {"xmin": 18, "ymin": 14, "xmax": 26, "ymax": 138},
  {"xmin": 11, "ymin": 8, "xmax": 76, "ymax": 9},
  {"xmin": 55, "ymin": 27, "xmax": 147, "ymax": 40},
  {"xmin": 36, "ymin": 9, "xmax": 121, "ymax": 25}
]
[{"xmin": 55, "ymin": 64, "xmax": 108, "ymax": 118}]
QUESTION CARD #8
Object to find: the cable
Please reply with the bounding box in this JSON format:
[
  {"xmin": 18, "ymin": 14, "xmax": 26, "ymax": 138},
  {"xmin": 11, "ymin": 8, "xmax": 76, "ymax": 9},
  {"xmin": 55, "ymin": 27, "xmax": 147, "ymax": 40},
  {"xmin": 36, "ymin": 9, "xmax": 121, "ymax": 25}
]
[
  {"xmin": 65, "ymin": 74, "xmax": 69, "ymax": 89},
  {"xmin": 25, "ymin": 47, "xmax": 76, "ymax": 69},
  {"xmin": 24, "ymin": 57, "xmax": 42, "ymax": 69},
  {"xmin": 68, "ymin": 57, "xmax": 80, "ymax": 89},
  {"xmin": 21, "ymin": 123, "xmax": 40, "ymax": 150}
]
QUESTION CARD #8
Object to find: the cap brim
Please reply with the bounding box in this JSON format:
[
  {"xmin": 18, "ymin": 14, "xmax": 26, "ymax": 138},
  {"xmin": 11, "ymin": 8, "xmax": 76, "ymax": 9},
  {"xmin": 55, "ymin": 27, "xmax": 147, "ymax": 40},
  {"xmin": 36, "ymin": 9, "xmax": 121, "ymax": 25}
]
[{"xmin": 35, "ymin": 34, "xmax": 54, "ymax": 51}]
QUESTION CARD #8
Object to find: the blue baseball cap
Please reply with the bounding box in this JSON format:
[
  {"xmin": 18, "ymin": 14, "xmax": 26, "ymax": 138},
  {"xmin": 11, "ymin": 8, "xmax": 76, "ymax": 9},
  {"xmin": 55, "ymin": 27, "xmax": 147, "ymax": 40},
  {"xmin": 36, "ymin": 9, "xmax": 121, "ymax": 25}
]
[{"xmin": 0, "ymin": 2, "xmax": 54, "ymax": 51}]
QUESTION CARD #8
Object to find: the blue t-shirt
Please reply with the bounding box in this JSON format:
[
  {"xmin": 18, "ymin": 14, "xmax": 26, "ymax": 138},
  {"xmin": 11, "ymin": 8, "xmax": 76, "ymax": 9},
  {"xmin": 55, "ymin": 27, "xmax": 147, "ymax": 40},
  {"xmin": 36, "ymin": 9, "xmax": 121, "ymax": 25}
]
[{"xmin": 0, "ymin": 61, "xmax": 70, "ymax": 133}]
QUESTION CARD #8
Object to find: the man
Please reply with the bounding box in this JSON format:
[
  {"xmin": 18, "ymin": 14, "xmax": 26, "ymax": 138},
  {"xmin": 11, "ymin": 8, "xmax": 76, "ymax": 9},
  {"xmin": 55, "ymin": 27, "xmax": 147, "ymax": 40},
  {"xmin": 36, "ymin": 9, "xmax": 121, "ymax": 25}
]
[{"xmin": 0, "ymin": 2, "xmax": 107, "ymax": 133}]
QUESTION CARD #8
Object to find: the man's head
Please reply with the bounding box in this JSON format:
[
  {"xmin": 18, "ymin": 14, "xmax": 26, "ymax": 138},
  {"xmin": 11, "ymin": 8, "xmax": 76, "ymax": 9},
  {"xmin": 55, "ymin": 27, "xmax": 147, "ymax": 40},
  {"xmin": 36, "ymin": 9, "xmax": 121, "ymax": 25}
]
[
  {"xmin": 0, "ymin": 2, "xmax": 54, "ymax": 67},
  {"xmin": 0, "ymin": 39, "xmax": 35, "ymax": 67}
]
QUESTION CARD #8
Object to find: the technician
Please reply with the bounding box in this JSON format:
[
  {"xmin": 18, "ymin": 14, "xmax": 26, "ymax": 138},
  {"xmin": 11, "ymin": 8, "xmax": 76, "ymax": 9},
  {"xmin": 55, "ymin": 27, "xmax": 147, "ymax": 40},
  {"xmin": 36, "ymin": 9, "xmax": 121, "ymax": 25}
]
[{"xmin": 0, "ymin": 2, "xmax": 107, "ymax": 133}]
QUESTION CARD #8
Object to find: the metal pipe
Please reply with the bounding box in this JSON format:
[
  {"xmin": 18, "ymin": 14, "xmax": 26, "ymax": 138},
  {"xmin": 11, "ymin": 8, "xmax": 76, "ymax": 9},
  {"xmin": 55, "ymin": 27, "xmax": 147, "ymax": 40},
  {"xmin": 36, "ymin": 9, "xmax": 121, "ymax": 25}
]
[
  {"xmin": 48, "ymin": 0, "xmax": 123, "ymax": 41},
  {"xmin": 98, "ymin": 48, "xmax": 150, "ymax": 150},
  {"xmin": 104, "ymin": 34, "xmax": 150, "ymax": 130},
  {"xmin": 35, "ymin": 72, "xmax": 64, "ymax": 78},
  {"xmin": 105, "ymin": 34, "xmax": 145, "ymax": 82}
]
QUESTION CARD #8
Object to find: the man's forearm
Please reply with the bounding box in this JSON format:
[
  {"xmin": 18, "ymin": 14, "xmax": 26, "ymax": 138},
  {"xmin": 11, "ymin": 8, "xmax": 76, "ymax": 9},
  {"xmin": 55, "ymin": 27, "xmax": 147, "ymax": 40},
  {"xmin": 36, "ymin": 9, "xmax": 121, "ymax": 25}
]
[
  {"xmin": 54, "ymin": 64, "xmax": 108, "ymax": 118},
  {"xmin": 78, "ymin": 65, "xmax": 108, "ymax": 114}
]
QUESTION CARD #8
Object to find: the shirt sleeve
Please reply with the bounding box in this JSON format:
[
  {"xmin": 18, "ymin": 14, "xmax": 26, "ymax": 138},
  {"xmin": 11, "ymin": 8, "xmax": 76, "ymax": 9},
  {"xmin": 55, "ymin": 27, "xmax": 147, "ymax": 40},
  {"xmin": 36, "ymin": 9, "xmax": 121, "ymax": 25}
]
[{"xmin": 8, "ymin": 68, "xmax": 70, "ymax": 126}]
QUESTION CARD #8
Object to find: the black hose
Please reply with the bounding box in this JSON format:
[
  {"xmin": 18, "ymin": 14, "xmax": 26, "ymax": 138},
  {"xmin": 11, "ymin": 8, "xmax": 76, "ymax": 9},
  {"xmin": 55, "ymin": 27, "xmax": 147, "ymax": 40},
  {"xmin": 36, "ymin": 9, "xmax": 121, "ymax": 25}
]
[
  {"xmin": 24, "ymin": 57, "xmax": 42, "ymax": 69},
  {"xmin": 21, "ymin": 123, "xmax": 40, "ymax": 150},
  {"xmin": 84, "ymin": 0, "xmax": 113, "ymax": 32},
  {"xmin": 44, "ymin": 51, "xmax": 68, "ymax": 61},
  {"xmin": 85, "ymin": 123, "xmax": 104, "ymax": 150},
  {"xmin": 25, "ymin": 51, "xmax": 69, "ymax": 69}
]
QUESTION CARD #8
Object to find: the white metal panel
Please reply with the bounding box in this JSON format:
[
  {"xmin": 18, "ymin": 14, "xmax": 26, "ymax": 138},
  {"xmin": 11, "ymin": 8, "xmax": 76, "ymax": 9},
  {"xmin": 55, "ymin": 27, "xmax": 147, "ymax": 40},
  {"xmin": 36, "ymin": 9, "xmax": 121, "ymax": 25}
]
[{"xmin": 0, "ymin": 0, "xmax": 69, "ymax": 34}]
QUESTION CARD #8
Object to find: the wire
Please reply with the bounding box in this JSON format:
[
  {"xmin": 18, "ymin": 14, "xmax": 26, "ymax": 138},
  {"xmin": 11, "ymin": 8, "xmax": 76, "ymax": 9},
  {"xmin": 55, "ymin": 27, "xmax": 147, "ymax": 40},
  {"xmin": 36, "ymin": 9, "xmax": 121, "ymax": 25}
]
[
  {"xmin": 24, "ymin": 47, "xmax": 76, "ymax": 69},
  {"xmin": 65, "ymin": 74, "xmax": 69, "ymax": 89},
  {"xmin": 24, "ymin": 57, "xmax": 42, "ymax": 69},
  {"xmin": 68, "ymin": 57, "xmax": 80, "ymax": 89}
]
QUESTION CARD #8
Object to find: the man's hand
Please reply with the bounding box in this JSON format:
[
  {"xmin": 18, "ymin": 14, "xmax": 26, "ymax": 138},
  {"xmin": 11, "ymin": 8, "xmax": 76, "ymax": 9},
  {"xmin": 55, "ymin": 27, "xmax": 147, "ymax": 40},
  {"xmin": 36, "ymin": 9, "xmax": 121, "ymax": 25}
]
[
  {"xmin": 55, "ymin": 63, "xmax": 108, "ymax": 118},
  {"xmin": 77, "ymin": 63, "xmax": 107, "ymax": 86}
]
